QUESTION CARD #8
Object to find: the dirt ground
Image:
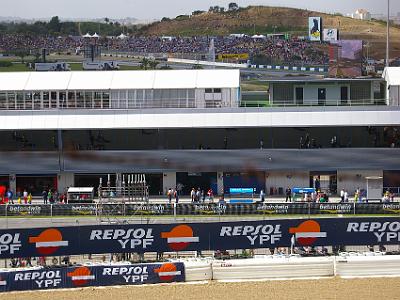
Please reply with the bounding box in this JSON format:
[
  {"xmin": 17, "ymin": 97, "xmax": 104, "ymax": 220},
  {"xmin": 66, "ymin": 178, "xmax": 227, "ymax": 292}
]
[{"xmin": 2, "ymin": 277, "xmax": 400, "ymax": 300}]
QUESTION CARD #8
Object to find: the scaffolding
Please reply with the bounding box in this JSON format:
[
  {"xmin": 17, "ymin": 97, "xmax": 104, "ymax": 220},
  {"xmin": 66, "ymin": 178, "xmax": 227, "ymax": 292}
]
[{"xmin": 97, "ymin": 173, "xmax": 149, "ymax": 224}]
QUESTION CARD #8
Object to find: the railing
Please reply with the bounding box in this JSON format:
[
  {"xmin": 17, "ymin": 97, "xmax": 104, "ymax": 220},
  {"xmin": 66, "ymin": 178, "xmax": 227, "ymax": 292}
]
[
  {"xmin": 384, "ymin": 187, "xmax": 400, "ymax": 194},
  {"xmin": 0, "ymin": 202, "xmax": 399, "ymax": 222},
  {"xmin": 240, "ymin": 98, "xmax": 388, "ymax": 108}
]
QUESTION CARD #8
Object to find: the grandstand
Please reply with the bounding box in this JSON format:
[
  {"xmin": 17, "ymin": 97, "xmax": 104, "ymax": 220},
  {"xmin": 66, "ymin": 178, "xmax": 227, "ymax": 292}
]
[{"xmin": 0, "ymin": 68, "xmax": 399, "ymax": 198}]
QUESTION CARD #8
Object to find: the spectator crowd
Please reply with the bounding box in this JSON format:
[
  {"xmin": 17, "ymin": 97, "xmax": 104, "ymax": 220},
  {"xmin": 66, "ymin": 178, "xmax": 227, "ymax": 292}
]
[{"xmin": 0, "ymin": 34, "xmax": 329, "ymax": 66}]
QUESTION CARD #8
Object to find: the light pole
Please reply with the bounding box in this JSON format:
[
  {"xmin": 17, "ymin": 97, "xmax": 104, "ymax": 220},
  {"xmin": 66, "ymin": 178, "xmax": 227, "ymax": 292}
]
[{"xmin": 386, "ymin": 0, "xmax": 390, "ymax": 67}]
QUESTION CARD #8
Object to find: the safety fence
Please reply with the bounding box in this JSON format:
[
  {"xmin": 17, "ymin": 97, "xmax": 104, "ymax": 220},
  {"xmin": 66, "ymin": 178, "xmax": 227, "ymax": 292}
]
[
  {"xmin": 0, "ymin": 202, "xmax": 399, "ymax": 217},
  {"xmin": 2, "ymin": 254, "xmax": 400, "ymax": 293},
  {"xmin": 0, "ymin": 217, "xmax": 399, "ymax": 260},
  {"xmin": 0, "ymin": 262, "xmax": 185, "ymax": 292}
]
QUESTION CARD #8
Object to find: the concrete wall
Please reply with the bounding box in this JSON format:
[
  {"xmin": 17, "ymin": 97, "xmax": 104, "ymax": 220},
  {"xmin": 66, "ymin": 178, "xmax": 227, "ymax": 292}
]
[
  {"xmin": 57, "ymin": 172, "xmax": 74, "ymax": 193},
  {"xmin": 265, "ymin": 171, "xmax": 309, "ymax": 195},
  {"xmin": 162, "ymin": 172, "xmax": 176, "ymax": 195},
  {"xmin": 337, "ymin": 170, "xmax": 383, "ymax": 195}
]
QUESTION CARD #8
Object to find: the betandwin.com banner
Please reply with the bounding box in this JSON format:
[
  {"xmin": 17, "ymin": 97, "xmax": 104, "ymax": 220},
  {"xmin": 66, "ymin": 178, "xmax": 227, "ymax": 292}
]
[
  {"xmin": 0, "ymin": 218, "xmax": 399, "ymax": 259},
  {"xmin": 0, "ymin": 262, "xmax": 185, "ymax": 292}
]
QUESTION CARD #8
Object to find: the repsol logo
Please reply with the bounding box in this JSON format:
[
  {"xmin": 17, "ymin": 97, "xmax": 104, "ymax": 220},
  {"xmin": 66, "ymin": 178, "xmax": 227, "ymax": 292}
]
[
  {"xmin": 90, "ymin": 228, "xmax": 154, "ymax": 249},
  {"xmin": 102, "ymin": 266, "xmax": 149, "ymax": 283},
  {"xmin": 15, "ymin": 270, "xmax": 62, "ymax": 288},
  {"xmin": 0, "ymin": 233, "xmax": 21, "ymax": 255},
  {"xmin": 220, "ymin": 224, "xmax": 282, "ymax": 245},
  {"xmin": 347, "ymin": 222, "xmax": 400, "ymax": 243}
]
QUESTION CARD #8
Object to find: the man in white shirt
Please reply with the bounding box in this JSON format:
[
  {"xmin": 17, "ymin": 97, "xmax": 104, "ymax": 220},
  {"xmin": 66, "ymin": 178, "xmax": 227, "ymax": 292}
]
[{"xmin": 340, "ymin": 189, "xmax": 345, "ymax": 203}]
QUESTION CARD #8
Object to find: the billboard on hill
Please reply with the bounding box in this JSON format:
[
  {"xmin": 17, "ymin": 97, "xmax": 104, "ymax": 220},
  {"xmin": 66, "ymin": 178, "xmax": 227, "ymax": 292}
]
[
  {"xmin": 309, "ymin": 17, "xmax": 322, "ymax": 41},
  {"xmin": 323, "ymin": 28, "xmax": 339, "ymax": 42}
]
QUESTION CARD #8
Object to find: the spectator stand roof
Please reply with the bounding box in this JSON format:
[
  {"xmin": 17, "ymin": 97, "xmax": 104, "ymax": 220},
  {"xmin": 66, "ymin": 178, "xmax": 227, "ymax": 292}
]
[{"xmin": 0, "ymin": 69, "xmax": 240, "ymax": 91}]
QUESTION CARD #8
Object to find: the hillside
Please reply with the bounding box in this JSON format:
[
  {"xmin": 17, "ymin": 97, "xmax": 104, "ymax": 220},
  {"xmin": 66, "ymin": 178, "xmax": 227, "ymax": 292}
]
[{"xmin": 140, "ymin": 6, "xmax": 400, "ymax": 59}]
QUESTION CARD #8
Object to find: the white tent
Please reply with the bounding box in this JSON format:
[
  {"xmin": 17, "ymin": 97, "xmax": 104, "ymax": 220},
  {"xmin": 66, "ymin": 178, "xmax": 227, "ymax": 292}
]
[
  {"xmin": 82, "ymin": 32, "xmax": 92, "ymax": 38},
  {"xmin": 383, "ymin": 67, "xmax": 400, "ymax": 106},
  {"xmin": 92, "ymin": 32, "xmax": 100, "ymax": 38},
  {"xmin": 251, "ymin": 34, "xmax": 266, "ymax": 40},
  {"xmin": 117, "ymin": 33, "xmax": 128, "ymax": 39}
]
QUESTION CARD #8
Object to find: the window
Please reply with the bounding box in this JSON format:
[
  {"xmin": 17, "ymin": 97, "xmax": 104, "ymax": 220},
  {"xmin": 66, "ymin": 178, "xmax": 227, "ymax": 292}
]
[
  {"xmin": 76, "ymin": 92, "xmax": 84, "ymax": 108},
  {"xmin": 25, "ymin": 92, "xmax": 32, "ymax": 110},
  {"xmin": 51, "ymin": 92, "xmax": 57, "ymax": 108},
  {"xmin": 7, "ymin": 92, "xmax": 16, "ymax": 110},
  {"xmin": 93, "ymin": 92, "xmax": 102, "ymax": 108},
  {"xmin": 43, "ymin": 92, "xmax": 50, "ymax": 109},
  {"xmin": 67, "ymin": 91, "xmax": 75, "ymax": 108},
  {"xmin": 0, "ymin": 92, "xmax": 6, "ymax": 109},
  {"xmin": 84, "ymin": 91, "xmax": 93, "ymax": 108},
  {"xmin": 102, "ymin": 92, "xmax": 110, "ymax": 109},
  {"xmin": 33, "ymin": 92, "xmax": 41, "ymax": 110},
  {"xmin": 205, "ymin": 88, "xmax": 213, "ymax": 93}
]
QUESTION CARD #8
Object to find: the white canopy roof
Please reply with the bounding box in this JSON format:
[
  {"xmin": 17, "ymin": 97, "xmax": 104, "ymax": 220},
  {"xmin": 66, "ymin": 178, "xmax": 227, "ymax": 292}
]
[
  {"xmin": 0, "ymin": 69, "xmax": 240, "ymax": 91},
  {"xmin": 68, "ymin": 187, "xmax": 94, "ymax": 193},
  {"xmin": 383, "ymin": 67, "xmax": 400, "ymax": 87}
]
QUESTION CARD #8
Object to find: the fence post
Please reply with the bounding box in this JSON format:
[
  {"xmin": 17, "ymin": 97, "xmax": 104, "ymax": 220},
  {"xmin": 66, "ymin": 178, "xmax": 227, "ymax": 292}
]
[
  {"xmin": 173, "ymin": 202, "xmax": 176, "ymax": 221},
  {"xmin": 50, "ymin": 204, "xmax": 53, "ymax": 221},
  {"xmin": 308, "ymin": 202, "xmax": 311, "ymax": 218},
  {"xmin": 5, "ymin": 203, "xmax": 8, "ymax": 229},
  {"xmin": 353, "ymin": 202, "xmax": 356, "ymax": 215}
]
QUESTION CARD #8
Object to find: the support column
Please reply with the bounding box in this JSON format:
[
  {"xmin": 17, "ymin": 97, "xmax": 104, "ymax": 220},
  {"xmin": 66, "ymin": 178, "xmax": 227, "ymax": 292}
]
[
  {"xmin": 57, "ymin": 172, "xmax": 74, "ymax": 194},
  {"xmin": 217, "ymin": 172, "xmax": 224, "ymax": 195},
  {"xmin": 9, "ymin": 174, "xmax": 16, "ymax": 194},
  {"xmin": 162, "ymin": 172, "xmax": 176, "ymax": 195}
]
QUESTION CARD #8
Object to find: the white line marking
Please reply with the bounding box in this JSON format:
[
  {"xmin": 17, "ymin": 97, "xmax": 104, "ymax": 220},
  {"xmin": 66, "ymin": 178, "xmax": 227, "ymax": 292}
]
[
  {"xmin": 158, "ymin": 271, "xmax": 181, "ymax": 276},
  {"xmin": 71, "ymin": 275, "xmax": 95, "ymax": 280},
  {"xmin": 167, "ymin": 237, "xmax": 199, "ymax": 243},
  {"xmin": 295, "ymin": 232, "xmax": 327, "ymax": 238},
  {"xmin": 36, "ymin": 241, "xmax": 69, "ymax": 247}
]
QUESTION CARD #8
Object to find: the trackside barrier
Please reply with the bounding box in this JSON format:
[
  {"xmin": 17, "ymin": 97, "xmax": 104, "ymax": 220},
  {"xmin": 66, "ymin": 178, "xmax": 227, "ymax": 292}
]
[
  {"xmin": 0, "ymin": 262, "xmax": 185, "ymax": 293},
  {"xmin": 181, "ymin": 255, "xmax": 400, "ymax": 282},
  {"xmin": 1, "ymin": 217, "xmax": 400, "ymax": 259},
  {"xmin": 1, "ymin": 203, "xmax": 400, "ymax": 217},
  {"xmin": 335, "ymin": 254, "xmax": 400, "ymax": 277},
  {"xmin": 2, "ymin": 255, "xmax": 400, "ymax": 293},
  {"xmin": 211, "ymin": 256, "xmax": 333, "ymax": 280},
  {"xmin": 179, "ymin": 259, "xmax": 213, "ymax": 281}
]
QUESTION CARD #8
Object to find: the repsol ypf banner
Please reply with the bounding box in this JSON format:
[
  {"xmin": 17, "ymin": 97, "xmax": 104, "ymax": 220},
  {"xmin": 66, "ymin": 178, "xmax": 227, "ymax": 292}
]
[
  {"xmin": 0, "ymin": 218, "xmax": 399, "ymax": 259},
  {"xmin": 0, "ymin": 262, "xmax": 185, "ymax": 293}
]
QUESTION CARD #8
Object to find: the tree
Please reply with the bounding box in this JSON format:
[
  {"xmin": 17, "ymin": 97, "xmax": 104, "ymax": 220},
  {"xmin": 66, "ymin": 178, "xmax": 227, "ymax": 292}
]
[
  {"xmin": 192, "ymin": 10, "xmax": 205, "ymax": 16},
  {"xmin": 48, "ymin": 16, "xmax": 61, "ymax": 33},
  {"xmin": 140, "ymin": 57, "xmax": 150, "ymax": 70},
  {"xmin": 192, "ymin": 64, "xmax": 203, "ymax": 69},
  {"xmin": 13, "ymin": 50, "xmax": 30, "ymax": 64},
  {"xmin": 148, "ymin": 60, "xmax": 159, "ymax": 70},
  {"xmin": 104, "ymin": 17, "xmax": 110, "ymax": 24},
  {"xmin": 228, "ymin": 3, "xmax": 239, "ymax": 11}
]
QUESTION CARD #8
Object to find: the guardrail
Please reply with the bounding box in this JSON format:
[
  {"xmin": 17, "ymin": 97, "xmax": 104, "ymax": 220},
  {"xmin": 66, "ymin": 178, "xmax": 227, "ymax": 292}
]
[
  {"xmin": 2, "ymin": 254, "xmax": 400, "ymax": 293},
  {"xmin": 0, "ymin": 202, "xmax": 399, "ymax": 218}
]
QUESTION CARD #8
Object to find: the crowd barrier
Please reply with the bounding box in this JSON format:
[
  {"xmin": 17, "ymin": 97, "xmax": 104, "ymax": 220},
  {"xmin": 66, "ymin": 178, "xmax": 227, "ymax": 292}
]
[
  {"xmin": 0, "ymin": 262, "xmax": 185, "ymax": 293},
  {"xmin": 0, "ymin": 217, "xmax": 399, "ymax": 259},
  {"xmin": 0, "ymin": 202, "xmax": 399, "ymax": 217},
  {"xmin": 2, "ymin": 255, "xmax": 400, "ymax": 293}
]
